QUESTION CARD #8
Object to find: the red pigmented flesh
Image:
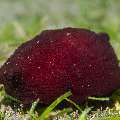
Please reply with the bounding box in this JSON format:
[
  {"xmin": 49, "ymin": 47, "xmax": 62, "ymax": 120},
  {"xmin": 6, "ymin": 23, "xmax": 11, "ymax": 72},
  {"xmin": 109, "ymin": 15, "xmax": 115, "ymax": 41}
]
[{"xmin": 0, "ymin": 27, "xmax": 120, "ymax": 105}]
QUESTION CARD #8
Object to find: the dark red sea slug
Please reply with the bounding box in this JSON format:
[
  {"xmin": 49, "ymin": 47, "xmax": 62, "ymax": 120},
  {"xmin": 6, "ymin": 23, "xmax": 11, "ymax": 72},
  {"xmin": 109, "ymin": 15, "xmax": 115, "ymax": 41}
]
[{"xmin": 0, "ymin": 27, "xmax": 120, "ymax": 105}]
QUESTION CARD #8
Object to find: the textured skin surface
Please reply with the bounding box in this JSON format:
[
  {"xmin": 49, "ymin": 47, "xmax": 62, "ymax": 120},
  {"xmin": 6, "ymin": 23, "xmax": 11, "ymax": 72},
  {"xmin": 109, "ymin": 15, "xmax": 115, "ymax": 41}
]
[{"xmin": 0, "ymin": 27, "xmax": 120, "ymax": 105}]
